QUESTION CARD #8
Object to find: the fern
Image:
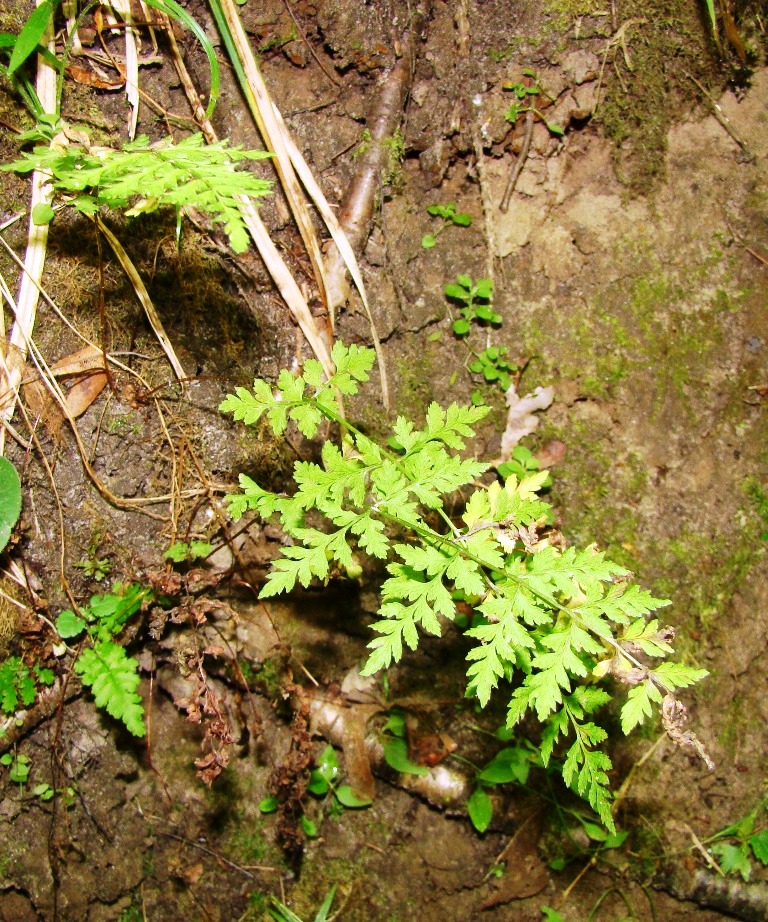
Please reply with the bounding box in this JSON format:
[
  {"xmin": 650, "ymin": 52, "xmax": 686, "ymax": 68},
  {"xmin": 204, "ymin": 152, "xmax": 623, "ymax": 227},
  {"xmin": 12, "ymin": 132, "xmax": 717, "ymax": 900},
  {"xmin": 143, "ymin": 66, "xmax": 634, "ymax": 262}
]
[
  {"xmin": 0, "ymin": 656, "xmax": 54, "ymax": 714},
  {"xmin": 3, "ymin": 132, "xmax": 273, "ymax": 253},
  {"xmin": 75, "ymin": 643, "xmax": 145, "ymax": 738},
  {"xmin": 56, "ymin": 584, "xmax": 151, "ymax": 737},
  {"xmin": 221, "ymin": 343, "xmax": 708, "ymax": 828}
]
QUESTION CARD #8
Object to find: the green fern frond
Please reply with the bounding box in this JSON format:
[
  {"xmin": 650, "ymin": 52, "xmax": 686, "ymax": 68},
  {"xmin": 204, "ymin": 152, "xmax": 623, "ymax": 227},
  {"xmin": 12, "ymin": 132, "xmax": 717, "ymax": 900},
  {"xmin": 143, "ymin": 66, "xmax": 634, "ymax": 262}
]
[
  {"xmin": 75, "ymin": 642, "xmax": 145, "ymax": 737},
  {"xmin": 221, "ymin": 342, "xmax": 708, "ymax": 827}
]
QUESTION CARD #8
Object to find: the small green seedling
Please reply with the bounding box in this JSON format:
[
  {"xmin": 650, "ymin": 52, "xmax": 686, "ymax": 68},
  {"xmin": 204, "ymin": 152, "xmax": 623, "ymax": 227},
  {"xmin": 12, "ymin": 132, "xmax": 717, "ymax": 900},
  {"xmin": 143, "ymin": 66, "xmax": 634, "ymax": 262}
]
[
  {"xmin": 0, "ymin": 750, "xmax": 30, "ymax": 785},
  {"xmin": 468, "ymin": 742, "xmax": 534, "ymax": 832},
  {"xmin": 379, "ymin": 710, "xmax": 428, "ymax": 776},
  {"xmin": 268, "ymin": 885, "xmax": 337, "ymax": 922},
  {"xmin": 164, "ymin": 540, "xmax": 214, "ymax": 563},
  {"xmin": 74, "ymin": 533, "xmax": 111, "ymax": 582},
  {"xmin": 445, "ymin": 275, "xmax": 498, "ymax": 335},
  {"xmin": 0, "ymin": 655, "xmax": 54, "ymax": 716},
  {"xmin": 307, "ymin": 744, "xmax": 372, "ymax": 810},
  {"xmin": 468, "ymin": 345, "xmax": 517, "ymax": 398},
  {"xmin": 497, "ymin": 446, "xmax": 552, "ymax": 490},
  {"xmin": 503, "ymin": 69, "xmax": 564, "ymax": 137},
  {"xmin": 422, "ymin": 202, "xmax": 472, "ymax": 248}
]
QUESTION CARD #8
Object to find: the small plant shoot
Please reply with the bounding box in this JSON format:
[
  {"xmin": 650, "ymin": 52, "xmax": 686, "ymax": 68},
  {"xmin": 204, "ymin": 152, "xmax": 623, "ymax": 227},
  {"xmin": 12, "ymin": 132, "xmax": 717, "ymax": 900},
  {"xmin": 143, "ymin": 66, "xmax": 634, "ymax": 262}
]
[
  {"xmin": 422, "ymin": 202, "xmax": 472, "ymax": 248},
  {"xmin": 221, "ymin": 343, "xmax": 708, "ymax": 829}
]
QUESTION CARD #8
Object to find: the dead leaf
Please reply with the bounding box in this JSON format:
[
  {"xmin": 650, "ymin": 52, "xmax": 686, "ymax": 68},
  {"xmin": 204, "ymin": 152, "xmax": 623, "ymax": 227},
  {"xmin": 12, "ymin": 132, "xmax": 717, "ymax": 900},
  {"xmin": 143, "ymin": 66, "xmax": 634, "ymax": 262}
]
[
  {"xmin": 66, "ymin": 63, "xmax": 125, "ymax": 90},
  {"xmin": 500, "ymin": 384, "xmax": 555, "ymax": 460}
]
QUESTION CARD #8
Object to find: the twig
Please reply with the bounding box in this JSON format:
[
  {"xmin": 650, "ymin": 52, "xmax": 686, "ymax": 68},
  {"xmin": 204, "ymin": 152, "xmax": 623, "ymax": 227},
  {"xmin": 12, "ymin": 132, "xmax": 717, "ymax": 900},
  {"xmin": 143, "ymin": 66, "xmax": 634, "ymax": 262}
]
[
  {"xmin": 499, "ymin": 107, "xmax": 535, "ymax": 214},
  {"xmin": 686, "ymin": 72, "xmax": 754, "ymax": 160}
]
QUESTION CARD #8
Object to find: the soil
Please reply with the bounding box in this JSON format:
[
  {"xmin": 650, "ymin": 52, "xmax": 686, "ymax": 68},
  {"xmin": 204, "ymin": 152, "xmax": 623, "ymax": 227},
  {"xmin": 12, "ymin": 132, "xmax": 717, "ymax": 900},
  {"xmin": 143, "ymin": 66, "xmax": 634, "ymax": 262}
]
[{"xmin": 1, "ymin": 1, "xmax": 767, "ymax": 920}]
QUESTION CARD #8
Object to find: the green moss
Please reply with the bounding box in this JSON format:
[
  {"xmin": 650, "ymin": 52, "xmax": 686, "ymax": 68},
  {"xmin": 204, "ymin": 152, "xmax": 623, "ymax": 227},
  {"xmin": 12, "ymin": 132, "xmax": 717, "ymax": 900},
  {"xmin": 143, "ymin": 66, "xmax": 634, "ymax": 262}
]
[{"xmin": 596, "ymin": 1, "xmax": 717, "ymax": 192}]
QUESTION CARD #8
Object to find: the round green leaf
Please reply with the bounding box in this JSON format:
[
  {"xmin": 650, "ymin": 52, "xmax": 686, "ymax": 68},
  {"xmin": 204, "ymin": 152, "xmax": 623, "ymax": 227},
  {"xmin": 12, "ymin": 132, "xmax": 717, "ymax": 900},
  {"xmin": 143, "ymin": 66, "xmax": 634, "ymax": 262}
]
[
  {"xmin": 55, "ymin": 609, "xmax": 87, "ymax": 640},
  {"xmin": 453, "ymin": 318, "xmax": 471, "ymax": 336},
  {"xmin": 32, "ymin": 202, "xmax": 54, "ymax": 226},
  {"xmin": 259, "ymin": 796, "xmax": 279, "ymax": 813},
  {"xmin": 300, "ymin": 815, "xmax": 318, "ymax": 838},
  {"xmin": 421, "ymin": 234, "xmax": 437, "ymax": 249},
  {"xmin": 0, "ymin": 456, "xmax": 22, "ymax": 554}
]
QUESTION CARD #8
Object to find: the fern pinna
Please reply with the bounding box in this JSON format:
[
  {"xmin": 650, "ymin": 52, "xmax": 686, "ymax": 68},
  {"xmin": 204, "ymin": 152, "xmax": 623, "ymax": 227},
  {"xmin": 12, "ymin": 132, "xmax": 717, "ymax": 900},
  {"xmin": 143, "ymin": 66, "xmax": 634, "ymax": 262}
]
[{"xmin": 221, "ymin": 342, "xmax": 707, "ymax": 828}]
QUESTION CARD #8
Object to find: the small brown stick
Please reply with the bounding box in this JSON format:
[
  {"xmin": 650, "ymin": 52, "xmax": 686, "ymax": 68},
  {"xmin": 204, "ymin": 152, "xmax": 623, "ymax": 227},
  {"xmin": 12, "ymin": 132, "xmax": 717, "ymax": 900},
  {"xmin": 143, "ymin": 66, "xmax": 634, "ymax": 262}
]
[
  {"xmin": 324, "ymin": 0, "xmax": 432, "ymax": 298},
  {"xmin": 156, "ymin": 831, "xmax": 271, "ymax": 878},
  {"xmin": 499, "ymin": 106, "xmax": 535, "ymax": 214},
  {"xmin": 686, "ymin": 72, "xmax": 754, "ymax": 160}
]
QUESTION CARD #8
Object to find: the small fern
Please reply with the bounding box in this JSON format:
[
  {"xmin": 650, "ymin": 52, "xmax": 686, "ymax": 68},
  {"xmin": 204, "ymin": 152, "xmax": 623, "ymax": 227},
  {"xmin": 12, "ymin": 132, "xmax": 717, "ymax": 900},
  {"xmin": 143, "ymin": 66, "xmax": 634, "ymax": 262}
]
[
  {"xmin": 0, "ymin": 656, "xmax": 54, "ymax": 714},
  {"xmin": 56, "ymin": 584, "xmax": 151, "ymax": 737},
  {"xmin": 75, "ymin": 642, "xmax": 145, "ymax": 738},
  {"xmin": 3, "ymin": 131, "xmax": 273, "ymax": 252},
  {"xmin": 222, "ymin": 343, "xmax": 709, "ymax": 828}
]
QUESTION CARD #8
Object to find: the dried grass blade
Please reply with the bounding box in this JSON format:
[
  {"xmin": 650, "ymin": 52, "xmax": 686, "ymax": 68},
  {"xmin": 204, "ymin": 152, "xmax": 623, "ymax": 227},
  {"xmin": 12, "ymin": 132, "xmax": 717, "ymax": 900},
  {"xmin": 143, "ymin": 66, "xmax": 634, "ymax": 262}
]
[
  {"xmin": 107, "ymin": 0, "xmax": 140, "ymax": 137},
  {"xmin": 93, "ymin": 215, "xmax": 187, "ymax": 382},
  {"xmin": 237, "ymin": 201, "xmax": 334, "ymax": 378},
  {"xmin": 209, "ymin": 0, "xmax": 330, "ymax": 319},
  {"xmin": 1, "ymin": 0, "xmax": 58, "ymax": 447},
  {"xmin": 163, "ymin": 16, "xmax": 335, "ymax": 375}
]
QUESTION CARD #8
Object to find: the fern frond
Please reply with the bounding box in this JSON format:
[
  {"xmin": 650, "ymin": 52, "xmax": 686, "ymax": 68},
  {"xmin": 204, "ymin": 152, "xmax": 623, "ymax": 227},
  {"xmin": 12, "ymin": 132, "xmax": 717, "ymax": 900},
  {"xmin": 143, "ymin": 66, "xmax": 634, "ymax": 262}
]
[{"xmin": 75, "ymin": 642, "xmax": 145, "ymax": 737}]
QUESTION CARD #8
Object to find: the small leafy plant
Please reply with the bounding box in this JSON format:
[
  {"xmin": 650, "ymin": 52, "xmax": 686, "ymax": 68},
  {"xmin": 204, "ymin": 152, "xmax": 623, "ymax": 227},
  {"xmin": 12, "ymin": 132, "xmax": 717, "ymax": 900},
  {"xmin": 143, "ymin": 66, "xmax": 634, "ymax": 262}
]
[
  {"xmin": 260, "ymin": 743, "xmax": 370, "ymax": 838},
  {"xmin": 468, "ymin": 740, "xmax": 534, "ymax": 832},
  {"xmin": 503, "ymin": 69, "xmax": 564, "ymax": 137},
  {"xmin": 55, "ymin": 584, "xmax": 151, "ymax": 737},
  {"xmin": 421, "ymin": 202, "xmax": 472, "ymax": 249},
  {"xmin": 444, "ymin": 276, "xmax": 517, "ymax": 404},
  {"xmin": 0, "ymin": 655, "xmax": 54, "ymax": 716},
  {"xmin": 268, "ymin": 885, "xmax": 337, "ymax": 922},
  {"xmin": 468, "ymin": 345, "xmax": 517, "ymax": 396},
  {"xmin": 497, "ymin": 446, "xmax": 552, "ymax": 489},
  {"xmin": 164, "ymin": 540, "xmax": 214, "ymax": 563},
  {"xmin": 705, "ymin": 800, "xmax": 768, "ymax": 881},
  {"xmin": 0, "ymin": 750, "xmax": 31, "ymax": 786},
  {"xmin": 446, "ymin": 275, "xmax": 499, "ymax": 336},
  {"xmin": 221, "ymin": 342, "xmax": 708, "ymax": 829}
]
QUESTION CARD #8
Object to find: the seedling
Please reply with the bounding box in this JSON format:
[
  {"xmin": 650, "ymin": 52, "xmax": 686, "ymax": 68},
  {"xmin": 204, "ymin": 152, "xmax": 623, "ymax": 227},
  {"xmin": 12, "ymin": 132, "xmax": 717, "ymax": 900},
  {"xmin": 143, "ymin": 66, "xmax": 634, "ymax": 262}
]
[
  {"xmin": 468, "ymin": 345, "xmax": 517, "ymax": 395},
  {"xmin": 422, "ymin": 202, "xmax": 472, "ymax": 249},
  {"xmin": 445, "ymin": 275, "xmax": 499, "ymax": 335},
  {"xmin": 260, "ymin": 744, "xmax": 370, "ymax": 841},
  {"xmin": 380, "ymin": 710, "xmax": 428, "ymax": 777},
  {"xmin": 268, "ymin": 885, "xmax": 337, "ymax": 922},
  {"xmin": 0, "ymin": 750, "xmax": 30, "ymax": 785},
  {"xmin": 0, "ymin": 655, "xmax": 54, "ymax": 715},
  {"xmin": 497, "ymin": 446, "xmax": 552, "ymax": 490},
  {"xmin": 74, "ymin": 533, "xmax": 111, "ymax": 582},
  {"xmin": 165, "ymin": 540, "xmax": 214, "ymax": 563},
  {"xmin": 443, "ymin": 276, "xmax": 517, "ymax": 404},
  {"xmin": 503, "ymin": 69, "xmax": 564, "ymax": 137},
  {"xmin": 306, "ymin": 744, "xmax": 372, "ymax": 810},
  {"xmin": 468, "ymin": 741, "xmax": 534, "ymax": 832}
]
